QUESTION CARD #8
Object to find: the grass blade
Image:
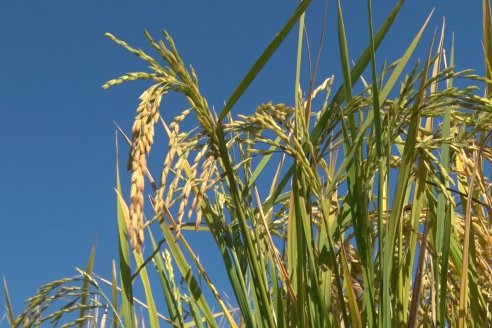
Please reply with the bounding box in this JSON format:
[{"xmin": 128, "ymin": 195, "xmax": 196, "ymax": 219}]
[
  {"xmin": 340, "ymin": 240, "xmax": 362, "ymax": 328},
  {"xmin": 3, "ymin": 276, "xmax": 15, "ymax": 326},
  {"xmin": 382, "ymin": 33, "xmax": 434, "ymax": 327},
  {"xmin": 458, "ymin": 150, "xmax": 477, "ymax": 328},
  {"xmin": 337, "ymin": 0, "xmax": 353, "ymax": 102},
  {"xmin": 379, "ymin": 10, "xmax": 434, "ymax": 103},
  {"xmin": 434, "ymin": 21, "xmax": 453, "ymax": 326},
  {"xmin": 78, "ymin": 243, "xmax": 96, "ymax": 328},
  {"xmin": 213, "ymin": 122, "xmax": 275, "ymax": 327},
  {"xmin": 133, "ymin": 250, "xmax": 160, "ymax": 327},
  {"xmin": 147, "ymin": 229, "xmax": 184, "ymax": 327},
  {"xmin": 157, "ymin": 208, "xmax": 219, "ymax": 328},
  {"xmin": 115, "ymin": 133, "xmax": 135, "ymax": 327},
  {"xmin": 218, "ymin": 0, "xmax": 313, "ymax": 121},
  {"xmin": 312, "ymin": 0, "xmax": 405, "ymax": 144},
  {"xmin": 111, "ymin": 260, "xmax": 119, "ymax": 328},
  {"xmin": 483, "ymin": 0, "xmax": 492, "ymax": 94}
]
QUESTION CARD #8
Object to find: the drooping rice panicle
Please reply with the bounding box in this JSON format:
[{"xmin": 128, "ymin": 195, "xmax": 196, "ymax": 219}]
[{"xmin": 128, "ymin": 85, "xmax": 164, "ymax": 252}]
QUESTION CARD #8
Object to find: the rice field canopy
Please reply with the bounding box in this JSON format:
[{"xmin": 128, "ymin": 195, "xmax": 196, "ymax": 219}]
[{"xmin": 6, "ymin": 1, "xmax": 492, "ymax": 327}]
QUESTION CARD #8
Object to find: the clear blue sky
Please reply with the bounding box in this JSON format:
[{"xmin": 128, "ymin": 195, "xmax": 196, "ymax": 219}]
[{"xmin": 0, "ymin": 0, "xmax": 484, "ymax": 321}]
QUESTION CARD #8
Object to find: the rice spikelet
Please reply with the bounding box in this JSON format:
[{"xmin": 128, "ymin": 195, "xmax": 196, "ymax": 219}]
[
  {"xmin": 154, "ymin": 108, "xmax": 192, "ymax": 218},
  {"xmin": 129, "ymin": 85, "xmax": 163, "ymax": 252}
]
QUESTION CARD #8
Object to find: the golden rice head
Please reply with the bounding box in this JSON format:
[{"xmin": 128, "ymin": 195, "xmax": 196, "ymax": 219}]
[
  {"xmin": 129, "ymin": 85, "xmax": 163, "ymax": 252},
  {"xmin": 188, "ymin": 153, "xmax": 215, "ymax": 228},
  {"xmin": 154, "ymin": 108, "xmax": 193, "ymax": 214}
]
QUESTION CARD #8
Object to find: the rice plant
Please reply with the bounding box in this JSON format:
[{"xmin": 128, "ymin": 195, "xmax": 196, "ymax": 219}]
[{"xmin": 6, "ymin": 0, "xmax": 492, "ymax": 327}]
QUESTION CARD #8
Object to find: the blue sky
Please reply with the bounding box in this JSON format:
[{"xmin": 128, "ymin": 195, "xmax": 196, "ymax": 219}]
[{"xmin": 0, "ymin": 0, "xmax": 485, "ymax": 322}]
